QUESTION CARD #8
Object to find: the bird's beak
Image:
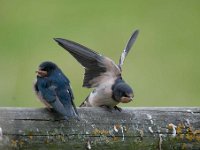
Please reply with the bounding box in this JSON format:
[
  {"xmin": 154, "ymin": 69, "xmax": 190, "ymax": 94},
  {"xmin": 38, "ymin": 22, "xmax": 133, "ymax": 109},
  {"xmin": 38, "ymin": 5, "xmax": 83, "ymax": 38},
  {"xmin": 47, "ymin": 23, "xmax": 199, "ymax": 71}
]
[
  {"xmin": 120, "ymin": 94, "xmax": 134, "ymax": 103},
  {"xmin": 36, "ymin": 70, "xmax": 47, "ymax": 77}
]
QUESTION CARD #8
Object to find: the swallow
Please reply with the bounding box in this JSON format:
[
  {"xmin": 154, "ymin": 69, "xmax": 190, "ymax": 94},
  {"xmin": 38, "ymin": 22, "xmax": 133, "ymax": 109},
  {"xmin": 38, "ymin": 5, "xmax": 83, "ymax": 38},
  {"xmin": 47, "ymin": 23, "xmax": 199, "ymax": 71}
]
[
  {"xmin": 34, "ymin": 61, "xmax": 79, "ymax": 120},
  {"xmin": 54, "ymin": 30, "xmax": 139, "ymax": 111}
]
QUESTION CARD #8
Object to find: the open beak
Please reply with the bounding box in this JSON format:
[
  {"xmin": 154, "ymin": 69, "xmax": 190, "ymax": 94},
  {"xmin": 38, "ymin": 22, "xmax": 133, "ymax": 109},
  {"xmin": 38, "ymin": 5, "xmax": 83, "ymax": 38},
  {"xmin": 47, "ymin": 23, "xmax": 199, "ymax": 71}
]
[
  {"xmin": 120, "ymin": 94, "xmax": 134, "ymax": 103},
  {"xmin": 36, "ymin": 70, "xmax": 47, "ymax": 77}
]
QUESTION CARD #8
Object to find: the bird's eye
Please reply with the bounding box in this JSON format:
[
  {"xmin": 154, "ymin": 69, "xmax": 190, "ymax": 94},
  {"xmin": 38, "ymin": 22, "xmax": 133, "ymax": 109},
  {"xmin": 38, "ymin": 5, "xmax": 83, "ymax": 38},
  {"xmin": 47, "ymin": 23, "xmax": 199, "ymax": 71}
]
[
  {"xmin": 122, "ymin": 92, "xmax": 127, "ymax": 97},
  {"xmin": 123, "ymin": 93, "xmax": 130, "ymax": 97},
  {"xmin": 42, "ymin": 67, "xmax": 48, "ymax": 71}
]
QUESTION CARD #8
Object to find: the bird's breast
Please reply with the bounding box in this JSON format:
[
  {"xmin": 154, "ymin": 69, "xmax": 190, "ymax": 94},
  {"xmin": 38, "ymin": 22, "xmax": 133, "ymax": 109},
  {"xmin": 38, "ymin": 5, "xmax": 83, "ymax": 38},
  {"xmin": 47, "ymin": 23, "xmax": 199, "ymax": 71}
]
[{"xmin": 88, "ymin": 81, "xmax": 119, "ymax": 107}]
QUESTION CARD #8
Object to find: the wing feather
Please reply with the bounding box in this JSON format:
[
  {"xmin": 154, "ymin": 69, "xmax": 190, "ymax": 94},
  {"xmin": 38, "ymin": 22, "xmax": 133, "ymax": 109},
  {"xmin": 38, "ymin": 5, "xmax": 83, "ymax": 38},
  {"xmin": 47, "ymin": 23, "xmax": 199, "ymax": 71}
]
[
  {"xmin": 54, "ymin": 38, "xmax": 121, "ymax": 88},
  {"xmin": 119, "ymin": 29, "xmax": 139, "ymax": 70}
]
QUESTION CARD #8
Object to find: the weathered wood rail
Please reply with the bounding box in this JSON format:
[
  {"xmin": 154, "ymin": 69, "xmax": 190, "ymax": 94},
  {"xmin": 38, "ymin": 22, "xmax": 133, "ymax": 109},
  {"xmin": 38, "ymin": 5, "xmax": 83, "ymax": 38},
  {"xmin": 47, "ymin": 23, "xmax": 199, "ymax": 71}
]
[{"xmin": 0, "ymin": 107, "xmax": 199, "ymax": 149}]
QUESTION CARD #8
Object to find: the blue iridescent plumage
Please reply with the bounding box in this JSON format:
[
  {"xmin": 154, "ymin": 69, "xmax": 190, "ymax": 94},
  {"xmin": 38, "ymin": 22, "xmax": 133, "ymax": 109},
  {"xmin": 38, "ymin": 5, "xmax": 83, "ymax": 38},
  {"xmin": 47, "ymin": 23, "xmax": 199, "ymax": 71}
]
[{"xmin": 34, "ymin": 61, "xmax": 78, "ymax": 120}]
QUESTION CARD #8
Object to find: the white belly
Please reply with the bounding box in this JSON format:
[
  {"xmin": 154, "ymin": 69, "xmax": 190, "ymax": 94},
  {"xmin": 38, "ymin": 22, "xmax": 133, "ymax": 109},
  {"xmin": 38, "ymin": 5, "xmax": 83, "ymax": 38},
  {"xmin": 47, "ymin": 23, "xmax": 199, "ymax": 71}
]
[{"xmin": 88, "ymin": 82, "xmax": 119, "ymax": 107}]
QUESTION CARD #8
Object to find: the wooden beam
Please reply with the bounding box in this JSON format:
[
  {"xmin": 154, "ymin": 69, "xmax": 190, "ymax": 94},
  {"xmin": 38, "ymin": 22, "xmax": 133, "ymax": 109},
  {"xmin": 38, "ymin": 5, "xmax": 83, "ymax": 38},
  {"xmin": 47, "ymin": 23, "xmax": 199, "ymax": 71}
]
[{"xmin": 0, "ymin": 107, "xmax": 200, "ymax": 149}]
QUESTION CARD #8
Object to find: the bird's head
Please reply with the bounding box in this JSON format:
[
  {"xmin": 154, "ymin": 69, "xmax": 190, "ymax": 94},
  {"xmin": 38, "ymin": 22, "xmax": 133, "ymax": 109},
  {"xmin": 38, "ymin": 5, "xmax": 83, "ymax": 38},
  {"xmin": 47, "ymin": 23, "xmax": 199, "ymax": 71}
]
[
  {"xmin": 36, "ymin": 61, "xmax": 58, "ymax": 77},
  {"xmin": 112, "ymin": 82, "xmax": 134, "ymax": 103}
]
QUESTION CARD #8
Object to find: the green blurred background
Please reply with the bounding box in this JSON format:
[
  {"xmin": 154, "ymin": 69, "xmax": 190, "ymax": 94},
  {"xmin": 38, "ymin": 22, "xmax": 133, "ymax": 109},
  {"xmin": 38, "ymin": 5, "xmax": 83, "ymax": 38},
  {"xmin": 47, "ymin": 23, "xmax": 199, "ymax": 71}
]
[{"xmin": 0, "ymin": 0, "xmax": 200, "ymax": 107}]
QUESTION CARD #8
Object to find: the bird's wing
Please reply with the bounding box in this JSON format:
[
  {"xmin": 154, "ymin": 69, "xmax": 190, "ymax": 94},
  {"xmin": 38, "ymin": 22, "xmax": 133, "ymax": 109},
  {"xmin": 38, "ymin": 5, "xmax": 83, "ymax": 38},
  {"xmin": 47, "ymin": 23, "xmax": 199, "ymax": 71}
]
[
  {"xmin": 53, "ymin": 71, "xmax": 79, "ymax": 118},
  {"xmin": 54, "ymin": 38, "xmax": 121, "ymax": 88},
  {"xmin": 52, "ymin": 75, "xmax": 79, "ymax": 118},
  {"xmin": 35, "ymin": 78, "xmax": 75, "ymax": 119},
  {"xmin": 67, "ymin": 85, "xmax": 79, "ymax": 116},
  {"xmin": 119, "ymin": 29, "xmax": 139, "ymax": 70}
]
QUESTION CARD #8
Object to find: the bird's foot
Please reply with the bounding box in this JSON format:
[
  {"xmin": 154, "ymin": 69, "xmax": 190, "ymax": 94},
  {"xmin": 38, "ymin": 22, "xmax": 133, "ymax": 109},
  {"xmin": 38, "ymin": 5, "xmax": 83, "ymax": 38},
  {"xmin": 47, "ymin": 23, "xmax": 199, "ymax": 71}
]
[
  {"xmin": 100, "ymin": 105, "xmax": 113, "ymax": 112},
  {"xmin": 114, "ymin": 106, "xmax": 122, "ymax": 112},
  {"xmin": 63, "ymin": 114, "xmax": 80, "ymax": 121},
  {"xmin": 47, "ymin": 107, "xmax": 56, "ymax": 112},
  {"xmin": 62, "ymin": 116, "xmax": 70, "ymax": 121},
  {"xmin": 74, "ymin": 115, "xmax": 80, "ymax": 121}
]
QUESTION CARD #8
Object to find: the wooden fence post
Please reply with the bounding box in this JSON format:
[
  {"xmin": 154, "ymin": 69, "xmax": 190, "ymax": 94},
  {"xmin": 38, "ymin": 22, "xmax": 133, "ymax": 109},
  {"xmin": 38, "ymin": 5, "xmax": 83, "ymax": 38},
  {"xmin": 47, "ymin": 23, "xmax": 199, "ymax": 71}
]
[{"xmin": 0, "ymin": 107, "xmax": 199, "ymax": 149}]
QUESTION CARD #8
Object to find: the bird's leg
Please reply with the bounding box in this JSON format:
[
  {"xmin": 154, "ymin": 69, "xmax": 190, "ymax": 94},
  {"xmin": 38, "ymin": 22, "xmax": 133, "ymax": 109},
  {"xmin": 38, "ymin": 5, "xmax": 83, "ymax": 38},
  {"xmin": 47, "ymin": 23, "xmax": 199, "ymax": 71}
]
[
  {"xmin": 100, "ymin": 105, "xmax": 113, "ymax": 112},
  {"xmin": 114, "ymin": 106, "xmax": 122, "ymax": 112},
  {"xmin": 46, "ymin": 107, "xmax": 55, "ymax": 112}
]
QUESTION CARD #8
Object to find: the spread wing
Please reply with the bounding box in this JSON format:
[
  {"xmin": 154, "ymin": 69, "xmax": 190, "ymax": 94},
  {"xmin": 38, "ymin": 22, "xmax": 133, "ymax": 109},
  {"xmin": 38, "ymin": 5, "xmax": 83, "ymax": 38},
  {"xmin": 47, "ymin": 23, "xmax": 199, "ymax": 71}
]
[
  {"xmin": 119, "ymin": 29, "xmax": 139, "ymax": 70},
  {"xmin": 54, "ymin": 38, "xmax": 121, "ymax": 88}
]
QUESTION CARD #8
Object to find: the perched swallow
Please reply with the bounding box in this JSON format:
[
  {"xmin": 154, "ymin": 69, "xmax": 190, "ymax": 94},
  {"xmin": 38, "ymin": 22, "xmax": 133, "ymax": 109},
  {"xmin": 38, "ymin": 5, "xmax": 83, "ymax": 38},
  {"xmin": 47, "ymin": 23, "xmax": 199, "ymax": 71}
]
[
  {"xmin": 54, "ymin": 30, "xmax": 139, "ymax": 111},
  {"xmin": 34, "ymin": 61, "xmax": 79, "ymax": 119}
]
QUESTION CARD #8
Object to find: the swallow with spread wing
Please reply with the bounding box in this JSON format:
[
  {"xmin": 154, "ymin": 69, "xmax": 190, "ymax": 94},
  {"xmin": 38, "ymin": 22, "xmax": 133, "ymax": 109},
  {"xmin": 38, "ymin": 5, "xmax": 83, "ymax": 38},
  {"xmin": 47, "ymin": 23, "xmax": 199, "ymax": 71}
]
[
  {"xmin": 34, "ymin": 61, "xmax": 79, "ymax": 120},
  {"xmin": 54, "ymin": 30, "xmax": 139, "ymax": 111}
]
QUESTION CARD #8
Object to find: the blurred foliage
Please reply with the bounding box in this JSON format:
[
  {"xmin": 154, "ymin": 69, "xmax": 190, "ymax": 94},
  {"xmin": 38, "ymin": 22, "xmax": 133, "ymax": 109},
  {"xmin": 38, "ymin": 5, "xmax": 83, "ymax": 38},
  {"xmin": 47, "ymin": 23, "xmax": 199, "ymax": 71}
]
[{"xmin": 0, "ymin": 0, "xmax": 200, "ymax": 107}]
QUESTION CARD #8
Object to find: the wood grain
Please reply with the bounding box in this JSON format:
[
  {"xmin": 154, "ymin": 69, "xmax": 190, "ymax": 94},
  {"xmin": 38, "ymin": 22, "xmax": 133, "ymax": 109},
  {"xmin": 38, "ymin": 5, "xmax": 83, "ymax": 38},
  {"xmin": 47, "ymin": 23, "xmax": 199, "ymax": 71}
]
[{"xmin": 0, "ymin": 107, "xmax": 199, "ymax": 149}]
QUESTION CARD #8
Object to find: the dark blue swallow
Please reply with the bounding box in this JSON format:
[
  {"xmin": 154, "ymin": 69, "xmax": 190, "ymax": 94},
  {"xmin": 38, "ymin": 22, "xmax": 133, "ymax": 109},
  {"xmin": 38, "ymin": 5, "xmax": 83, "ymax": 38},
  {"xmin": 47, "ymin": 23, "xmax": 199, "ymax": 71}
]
[
  {"xmin": 34, "ymin": 61, "xmax": 79, "ymax": 120},
  {"xmin": 54, "ymin": 30, "xmax": 139, "ymax": 111}
]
